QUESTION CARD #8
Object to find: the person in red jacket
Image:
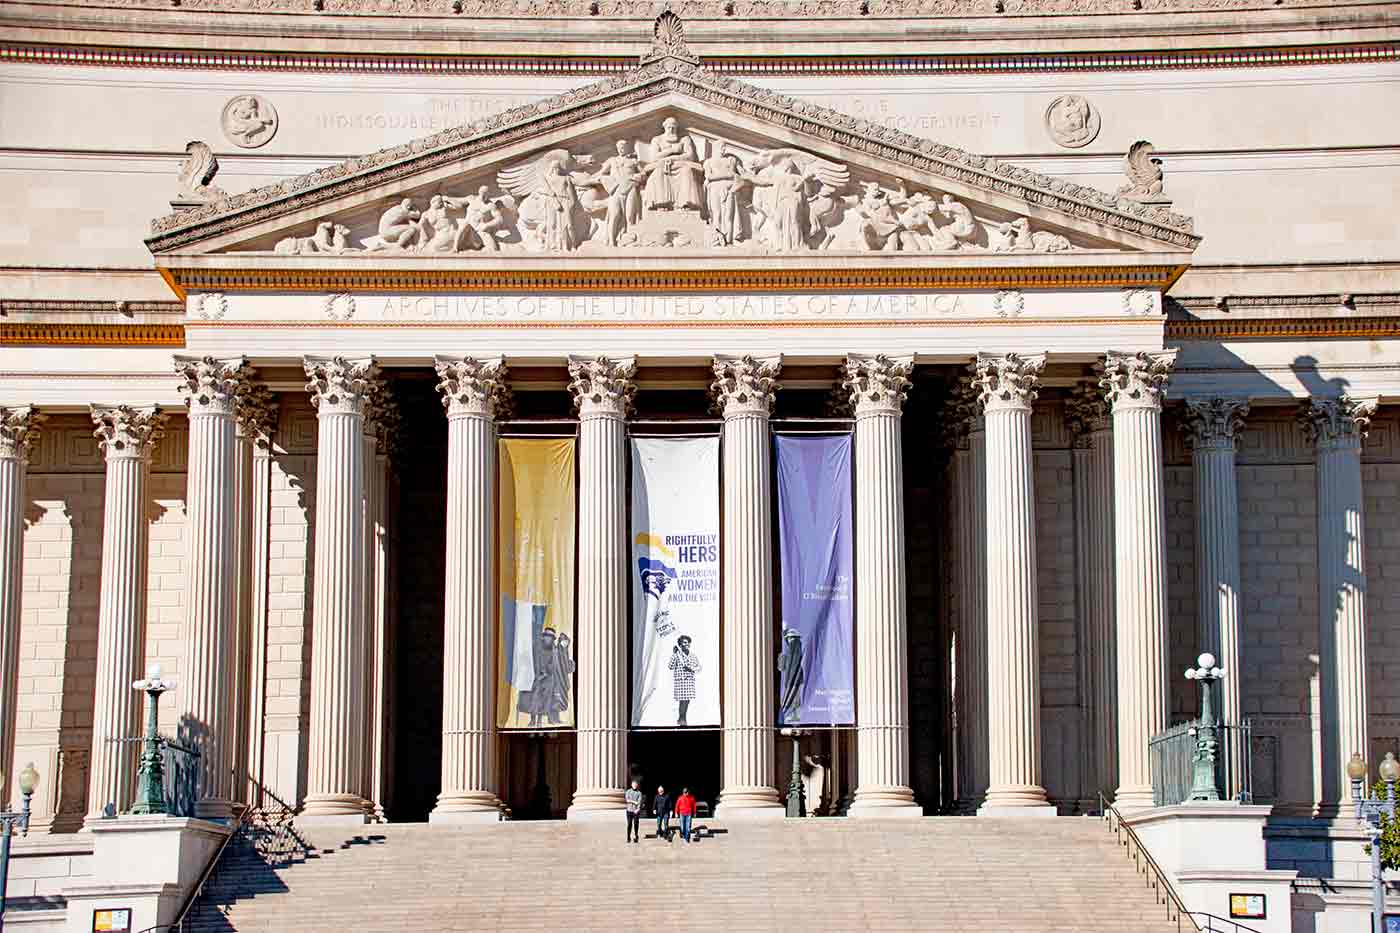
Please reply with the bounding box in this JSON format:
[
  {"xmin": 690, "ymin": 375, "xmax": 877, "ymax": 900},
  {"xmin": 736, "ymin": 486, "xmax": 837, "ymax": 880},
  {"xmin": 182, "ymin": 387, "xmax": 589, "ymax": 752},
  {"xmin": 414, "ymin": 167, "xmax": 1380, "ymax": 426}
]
[{"xmin": 674, "ymin": 787, "xmax": 697, "ymax": 843}]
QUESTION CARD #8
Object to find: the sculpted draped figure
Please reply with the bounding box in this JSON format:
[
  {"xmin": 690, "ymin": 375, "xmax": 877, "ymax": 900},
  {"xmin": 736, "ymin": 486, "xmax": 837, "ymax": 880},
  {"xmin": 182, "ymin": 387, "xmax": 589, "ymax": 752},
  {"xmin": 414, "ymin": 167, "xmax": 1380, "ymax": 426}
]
[
  {"xmin": 248, "ymin": 115, "xmax": 1095, "ymax": 256},
  {"xmin": 641, "ymin": 117, "xmax": 704, "ymax": 211}
]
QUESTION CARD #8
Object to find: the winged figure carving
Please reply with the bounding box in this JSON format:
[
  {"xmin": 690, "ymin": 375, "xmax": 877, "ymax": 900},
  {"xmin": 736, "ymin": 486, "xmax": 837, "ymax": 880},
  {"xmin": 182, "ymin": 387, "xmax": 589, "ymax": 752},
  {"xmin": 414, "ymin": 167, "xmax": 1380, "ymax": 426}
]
[
  {"xmin": 176, "ymin": 140, "xmax": 226, "ymax": 201},
  {"xmin": 1116, "ymin": 140, "xmax": 1165, "ymax": 202},
  {"xmin": 745, "ymin": 148, "xmax": 850, "ymax": 251},
  {"xmin": 496, "ymin": 148, "xmax": 597, "ymax": 251}
]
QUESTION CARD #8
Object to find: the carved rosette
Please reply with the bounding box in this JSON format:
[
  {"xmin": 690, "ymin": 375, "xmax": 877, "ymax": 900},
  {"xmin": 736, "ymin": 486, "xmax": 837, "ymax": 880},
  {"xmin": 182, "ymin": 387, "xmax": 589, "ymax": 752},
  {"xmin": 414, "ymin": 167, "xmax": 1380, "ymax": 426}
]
[
  {"xmin": 1298, "ymin": 396, "xmax": 1378, "ymax": 450},
  {"xmin": 1099, "ymin": 350, "xmax": 1176, "ymax": 412},
  {"xmin": 973, "ymin": 353, "xmax": 1045, "ymax": 414},
  {"xmin": 175, "ymin": 355, "xmax": 252, "ymax": 417},
  {"xmin": 1181, "ymin": 397, "xmax": 1249, "ymax": 451},
  {"xmin": 711, "ymin": 355, "xmax": 781, "ymax": 418},
  {"xmin": 90, "ymin": 405, "xmax": 167, "ymax": 461},
  {"xmin": 843, "ymin": 354, "xmax": 913, "ymax": 418},
  {"xmin": 434, "ymin": 356, "xmax": 508, "ymax": 420},
  {"xmin": 567, "ymin": 356, "xmax": 637, "ymax": 420},
  {"xmin": 1065, "ymin": 380, "xmax": 1111, "ymax": 448},
  {"xmin": 0, "ymin": 407, "xmax": 45, "ymax": 462},
  {"xmin": 304, "ymin": 356, "xmax": 379, "ymax": 416},
  {"xmin": 235, "ymin": 383, "xmax": 278, "ymax": 449}
]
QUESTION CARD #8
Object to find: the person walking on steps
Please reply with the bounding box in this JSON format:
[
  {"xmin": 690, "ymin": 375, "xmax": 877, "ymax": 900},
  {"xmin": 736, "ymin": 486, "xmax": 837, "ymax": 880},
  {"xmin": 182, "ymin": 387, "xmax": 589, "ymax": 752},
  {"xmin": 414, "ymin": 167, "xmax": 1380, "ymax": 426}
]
[
  {"xmin": 625, "ymin": 780, "xmax": 643, "ymax": 843},
  {"xmin": 654, "ymin": 785, "xmax": 673, "ymax": 841},
  {"xmin": 675, "ymin": 787, "xmax": 697, "ymax": 843}
]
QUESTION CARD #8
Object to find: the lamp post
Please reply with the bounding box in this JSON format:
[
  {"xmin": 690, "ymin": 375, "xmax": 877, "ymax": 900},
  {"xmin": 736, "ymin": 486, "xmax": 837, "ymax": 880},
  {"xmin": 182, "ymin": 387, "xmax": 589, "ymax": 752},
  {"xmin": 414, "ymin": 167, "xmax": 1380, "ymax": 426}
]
[
  {"xmin": 0, "ymin": 761, "xmax": 40, "ymax": 930},
  {"xmin": 781, "ymin": 728, "xmax": 804, "ymax": 818},
  {"xmin": 1185, "ymin": 652, "xmax": 1226, "ymax": 802},
  {"xmin": 1351, "ymin": 751, "xmax": 1400, "ymax": 933},
  {"xmin": 129, "ymin": 664, "xmax": 176, "ymax": 816}
]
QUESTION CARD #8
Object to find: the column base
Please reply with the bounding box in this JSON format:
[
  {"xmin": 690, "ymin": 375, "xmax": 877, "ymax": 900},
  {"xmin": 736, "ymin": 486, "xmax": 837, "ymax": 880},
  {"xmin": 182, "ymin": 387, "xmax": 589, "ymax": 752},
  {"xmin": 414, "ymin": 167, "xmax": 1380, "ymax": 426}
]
[
  {"xmin": 978, "ymin": 802, "xmax": 1059, "ymax": 818},
  {"xmin": 849, "ymin": 785, "xmax": 921, "ymax": 818},
  {"xmin": 301, "ymin": 792, "xmax": 370, "ymax": 822},
  {"xmin": 194, "ymin": 797, "xmax": 237, "ymax": 821},
  {"xmin": 714, "ymin": 787, "xmax": 783, "ymax": 821},
  {"xmin": 568, "ymin": 788, "xmax": 626, "ymax": 821},
  {"xmin": 429, "ymin": 791, "xmax": 503, "ymax": 824},
  {"xmin": 428, "ymin": 808, "xmax": 503, "ymax": 825},
  {"xmin": 1112, "ymin": 785, "xmax": 1156, "ymax": 813}
]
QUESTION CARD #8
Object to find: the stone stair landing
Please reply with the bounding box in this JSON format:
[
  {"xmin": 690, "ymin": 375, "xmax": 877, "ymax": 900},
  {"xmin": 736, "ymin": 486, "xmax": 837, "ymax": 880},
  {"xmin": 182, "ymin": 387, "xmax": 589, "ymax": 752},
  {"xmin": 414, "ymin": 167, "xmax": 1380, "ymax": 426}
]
[{"xmin": 186, "ymin": 817, "xmax": 1188, "ymax": 932}]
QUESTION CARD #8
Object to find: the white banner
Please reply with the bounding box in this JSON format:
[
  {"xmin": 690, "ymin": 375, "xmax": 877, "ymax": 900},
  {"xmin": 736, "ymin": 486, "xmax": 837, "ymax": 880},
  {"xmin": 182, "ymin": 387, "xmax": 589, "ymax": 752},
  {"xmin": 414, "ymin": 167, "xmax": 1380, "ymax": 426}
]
[{"xmin": 629, "ymin": 437, "xmax": 721, "ymax": 728}]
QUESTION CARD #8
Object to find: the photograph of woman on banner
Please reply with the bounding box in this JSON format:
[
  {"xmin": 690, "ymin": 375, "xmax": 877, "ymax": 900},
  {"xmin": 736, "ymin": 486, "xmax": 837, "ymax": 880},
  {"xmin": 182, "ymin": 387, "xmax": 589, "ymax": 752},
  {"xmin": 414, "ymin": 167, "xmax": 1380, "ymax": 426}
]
[
  {"xmin": 778, "ymin": 627, "xmax": 805, "ymax": 723},
  {"xmin": 517, "ymin": 625, "xmax": 575, "ymax": 727},
  {"xmin": 668, "ymin": 634, "xmax": 701, "ymax": 727},
  {"xmin": 639, "ymin": 556, "xmax": 678, "ymax": 638}
]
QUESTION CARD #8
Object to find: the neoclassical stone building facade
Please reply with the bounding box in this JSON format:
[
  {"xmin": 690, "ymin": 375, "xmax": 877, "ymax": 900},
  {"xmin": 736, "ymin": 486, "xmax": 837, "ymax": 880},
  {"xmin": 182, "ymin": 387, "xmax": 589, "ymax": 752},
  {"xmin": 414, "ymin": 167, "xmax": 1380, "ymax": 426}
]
[{"xmin": 0, "ymin": 0, "xmax": 1398, "ymax": 926}]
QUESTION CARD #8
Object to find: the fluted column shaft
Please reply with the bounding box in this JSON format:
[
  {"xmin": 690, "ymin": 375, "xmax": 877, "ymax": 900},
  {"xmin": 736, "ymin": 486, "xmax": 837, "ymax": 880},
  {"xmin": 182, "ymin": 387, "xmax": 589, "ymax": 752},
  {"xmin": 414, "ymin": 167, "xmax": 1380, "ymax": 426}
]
[
  {"xmin": 1102, "ymin": 350, "xmax": 1175, "ymax": 810},
  {"xmin": 1302, "ymin": 396, "xmax": 1376, "ymax": 815},
  {"xmin": 230, "ymin": 420, "xmax": 254, "ymax": 806},
  {"xmin": 303, "ymin": 356, "xmax": 376, "ymax": 820},
  {"xmin": 85, "ymin": 406, "xmax": 165, "ymax": 822},
  {"xmin": 246, "ymin": 425, "xmax": 274, "ymax": 809},
  {"xmin": 357, "ymin": 387, "xmax": 383, "ymax": 816},
  {"xmin": 367, "ymin": 401, "xmax": 395, "ymax": 820},
  {"xmin": 0, "ymin": 408, "xmax": 42, "ymax": 810},
  {"xmin": 176, "ymin": 356, "xmax": 249, "ymax": 818},
  {"xmin": 431, "ymin": 357, "xmax": 505, "ymax": 822},
  {"xmin": 968, "ymin": 422, "xmax": 989, "ymax": 805},
  {"xmin": 713, "ymin": 355, "xmax": 782, "ymax": 817},
  {"xmin": 976, "ymin": 353, "xmax": 1052, "ymax": 812},
  {"xmin": 568, "ymin": 357, "xmax": 635, "ymax": 818},
  {"xmin": 847, "ymin": 355, "xmax": 920, "ymax": 816}
]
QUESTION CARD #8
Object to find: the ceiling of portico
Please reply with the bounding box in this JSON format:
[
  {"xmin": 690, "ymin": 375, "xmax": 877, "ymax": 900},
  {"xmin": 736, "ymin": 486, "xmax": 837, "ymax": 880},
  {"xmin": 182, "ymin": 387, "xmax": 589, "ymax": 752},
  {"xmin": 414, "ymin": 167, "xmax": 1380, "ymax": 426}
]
[{"xmin": 146, "ymin": 15, "xmax": 1199, "ymax": 295}]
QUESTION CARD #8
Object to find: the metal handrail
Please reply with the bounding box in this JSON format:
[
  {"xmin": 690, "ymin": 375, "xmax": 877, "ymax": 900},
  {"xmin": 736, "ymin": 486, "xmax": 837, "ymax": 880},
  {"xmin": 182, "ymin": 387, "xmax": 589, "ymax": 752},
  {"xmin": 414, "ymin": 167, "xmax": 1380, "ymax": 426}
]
[
  {"xmin": 1099, "ymin": 792, "xmax": 1203, "ymax": 933},
  {"xmin": 1189, "ymin": 912, "xmax": 1267, "ymax": 933}
]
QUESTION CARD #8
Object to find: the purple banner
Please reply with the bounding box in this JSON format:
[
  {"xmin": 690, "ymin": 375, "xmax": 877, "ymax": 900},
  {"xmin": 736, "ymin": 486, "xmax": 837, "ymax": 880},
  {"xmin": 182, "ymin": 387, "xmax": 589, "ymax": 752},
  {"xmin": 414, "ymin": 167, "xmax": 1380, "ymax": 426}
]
[{"xmin": 775, "ymin": 434, "xmax": 854, "ymax": 726}]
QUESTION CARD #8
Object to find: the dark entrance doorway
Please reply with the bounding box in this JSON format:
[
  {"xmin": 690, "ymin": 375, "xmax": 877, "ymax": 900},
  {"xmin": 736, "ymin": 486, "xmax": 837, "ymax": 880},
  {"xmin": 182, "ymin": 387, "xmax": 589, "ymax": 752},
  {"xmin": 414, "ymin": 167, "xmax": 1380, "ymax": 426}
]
[{"xmin": 628, "ymin": 730, "xmax": 721, "ymax": 816}]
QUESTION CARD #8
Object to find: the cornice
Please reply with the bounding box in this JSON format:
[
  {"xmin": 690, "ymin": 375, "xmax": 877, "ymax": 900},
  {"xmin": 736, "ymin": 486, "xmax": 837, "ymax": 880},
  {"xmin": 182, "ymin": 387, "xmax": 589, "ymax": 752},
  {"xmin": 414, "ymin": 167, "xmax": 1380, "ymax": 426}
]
[
  {"xmin": 0, "ymin": 321, "xmax": 186, "ymax": 345},
  {"xmin": 162, "ymin": 263, "xmax": 1187, "ymax": 295},
  {"xmin": 1166, "ymin": 315, "xmax": 1400, "ymax": 341},
  {"xmin": 144, "ymin": 56, "xmax": 1199, "ymax": 254},
  {"xmin": 4, "ymin": 41, "xmax": 1397, "ymax": 76}
]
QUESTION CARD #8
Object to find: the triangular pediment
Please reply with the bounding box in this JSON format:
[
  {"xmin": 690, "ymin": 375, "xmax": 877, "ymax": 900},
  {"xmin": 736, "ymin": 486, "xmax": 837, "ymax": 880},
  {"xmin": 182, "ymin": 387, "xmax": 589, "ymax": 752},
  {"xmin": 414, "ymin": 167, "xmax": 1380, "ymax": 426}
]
[{"xmin": 147, "ymin": 24, "xmax": 1199, "ymax": 276}]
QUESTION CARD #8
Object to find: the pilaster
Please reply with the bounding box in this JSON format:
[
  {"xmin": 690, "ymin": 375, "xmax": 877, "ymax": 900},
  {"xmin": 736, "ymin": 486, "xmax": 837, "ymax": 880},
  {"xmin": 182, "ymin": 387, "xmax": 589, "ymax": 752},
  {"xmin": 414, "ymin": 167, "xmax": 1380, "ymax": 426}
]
[
  {"xmin": 1299, "ymin": 395, "xmax": 1377, "ymax": 818},
  {"xmin": 302, "ymin": 355, "xmax": 376, "ymax": 822},
  {"xmin": 430, "ymin": 356, "xmax": 507, "ymax": 823},
  {"xmin": 1101, "ymin": 349, "xmax": 1176, "ymax": 811},
  {"xmin": 974, "ymin": 353, "xmax": 1055, "ymax": 816},
  {"xmin": 0, "ymin": 407, "xmax": 44, "ymax": 811},
  {"xmin": 567, "ymin": 356, "xmax": 636, "ymax": 820},
  {"xmin": 85, "ymin": 405, "xmax": 167, "ymax": 824},
  {"xmin": 175, "ymin": 355, "xmax": 251, "ymax": 820},
  {"xmin": 1181, "ymin": 396, "xmax": 1249, "ymax": 801},
  {"xmin": 845, "ymin": 355, "xmax": 921, "ymax": 818},
  {"xmin": 712, "ymin": 354, "xmax": 783, "ymax": 819}
]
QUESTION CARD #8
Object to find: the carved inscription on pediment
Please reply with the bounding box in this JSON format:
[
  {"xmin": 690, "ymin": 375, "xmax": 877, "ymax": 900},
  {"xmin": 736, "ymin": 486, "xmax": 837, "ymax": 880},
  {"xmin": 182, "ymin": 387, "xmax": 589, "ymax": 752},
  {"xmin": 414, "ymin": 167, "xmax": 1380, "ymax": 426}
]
[{"xmin": 264, "ymin": 115, "xmax": 1087, "ymax": 257}]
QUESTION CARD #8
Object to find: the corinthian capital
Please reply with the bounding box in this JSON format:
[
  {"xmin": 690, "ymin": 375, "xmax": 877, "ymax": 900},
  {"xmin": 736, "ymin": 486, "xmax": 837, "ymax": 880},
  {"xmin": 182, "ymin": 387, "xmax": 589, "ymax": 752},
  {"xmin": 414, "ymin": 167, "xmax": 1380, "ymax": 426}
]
[
  {"xmin": 1298, "ymin": 396, "xmax": 1378, "ymax": 450},
  {"xmin": 973, "ymin": 352, "xmax": 1045, "ymax": 414},
  {"xmin": 568, "ymin": 356, "xmax": 636, "ymax": 419},
  {"xmin": 235, "ymin": 383, "xmax": 278, "ymax": 449},
  {"xmin": 304, "ymin": 356, "xmax": 379, "ymax": 416},
  {"xmin": 90, "ymin": 405, "xmax": 167, "ymax": 461},
  {"xmin": 1099, "ymin": 350, "xmax": 1176, "ymax": 412},
  {"xmin": 434, "ymin": 356, "xmax": 507, "ymax": 420},
  {"xmin": 711, "ymin": 355, "xmax": 781, "ymax": 418},
  {"xmin": 0, "ymin": 407, "xmax": 45, "ymax": 462},
  {"xmin": 1066, "ymin": 380, "xmax": 1110, "ymax": 447},
  {"xmin": 1182, "ymin": 397, "xmax": 1249, "ymax": 450},
  {"xmin": 175, "ymin": 355, "xmax": 251, "ymax": 416},
  {"xmin": 372, "ymin": 389, "xmax": 402, "ymax": 459},
  {"xmin": 843, "ymin": 354, "xmax": 913, "ymax": 417}
]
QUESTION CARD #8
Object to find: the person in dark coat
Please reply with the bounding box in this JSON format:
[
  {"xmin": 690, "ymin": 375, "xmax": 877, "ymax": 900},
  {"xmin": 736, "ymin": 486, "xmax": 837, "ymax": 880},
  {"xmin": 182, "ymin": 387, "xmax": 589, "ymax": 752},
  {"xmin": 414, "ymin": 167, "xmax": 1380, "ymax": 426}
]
[{"xmin": 654, "ymin": 785, "xmax": 673, "ymax": 841}]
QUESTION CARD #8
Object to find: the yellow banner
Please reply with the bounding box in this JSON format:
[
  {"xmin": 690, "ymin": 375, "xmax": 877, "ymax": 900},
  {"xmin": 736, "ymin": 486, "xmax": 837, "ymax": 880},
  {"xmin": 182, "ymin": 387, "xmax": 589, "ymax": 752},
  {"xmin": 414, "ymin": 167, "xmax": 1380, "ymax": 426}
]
[{"xmin": 497, "ymin": 437, "xmax": 577, "ymax": 730}]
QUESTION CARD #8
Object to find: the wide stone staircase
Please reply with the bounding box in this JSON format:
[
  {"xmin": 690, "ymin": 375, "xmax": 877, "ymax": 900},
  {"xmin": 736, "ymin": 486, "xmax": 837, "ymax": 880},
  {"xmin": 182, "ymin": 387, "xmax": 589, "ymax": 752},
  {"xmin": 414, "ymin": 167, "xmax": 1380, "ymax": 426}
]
[{"xmin": 185, "ymin": 816, "xmax": 1190, "ymax": 932}]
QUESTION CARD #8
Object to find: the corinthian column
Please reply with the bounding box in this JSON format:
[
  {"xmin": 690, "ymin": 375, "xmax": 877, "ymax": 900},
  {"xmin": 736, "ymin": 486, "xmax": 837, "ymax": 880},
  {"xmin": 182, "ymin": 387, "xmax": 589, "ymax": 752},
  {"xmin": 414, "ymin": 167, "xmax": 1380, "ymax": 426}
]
[
  {"xmin": 1101, "ymin": 349, "xmax": 1176, "ymax": 810},
  {"xmin": 430, "ymin": 356, "xmax": 506, "ymax": 823},
  {"xmin": 85, "ymin": 406, "xmax": 166, "ymax": 823},
  {"xmin": 302, "ymin": 356, "xmax": 377, "ymax": 822},
  {"xmin": 567, "ymin": 356, "xmax": 635, "ymax": 820},
  {"xmin": 231, "ymin": 385, "xmax": 273, "ymax": 808},
  {"xmin": 176, "ymin": 355, "xmax": 251, "ymax": 819},
  {"xmin": 975, "ymin": 353, "xmax": 1055, "ymax": 816},
  {"xmin": 366, "ymin": 392, "xmax": 397, "ymax": 821},
  {"xmin": 713, "ymin": 354, "xmax": 783, "ymax": 819},
  {"xmin": 1067, "ymin": 382, "xmax": 1117, "ymax": 804},
  {"xmin": 0, "ymin": 407, "xmax": 43, "ymax": 810},
  {"xmin": 242, "ymin": 390, "xmax": 277, "ymax": 811},
  {"xmin": 1182, "ymin": 396, "xmax": 1249, "ymax": 800},
  {"xmin": 1301, "ymin": 395, "xmax": 1377, "ymax": 817},
  {"xmin": 845, "ymin": 355, "xmax": 921, "ymax": 817}
]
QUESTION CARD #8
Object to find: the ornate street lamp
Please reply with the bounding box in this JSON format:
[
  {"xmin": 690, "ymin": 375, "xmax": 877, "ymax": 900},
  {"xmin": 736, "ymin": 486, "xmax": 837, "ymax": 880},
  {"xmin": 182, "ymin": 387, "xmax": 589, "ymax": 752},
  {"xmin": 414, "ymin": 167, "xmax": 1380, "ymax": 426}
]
[
  {"xmin": 130, "ymin": 664, "xmax": 176, "ymax": 816},
  {"xmin": 1351, "ymin": 751, "xmax": 1400, "ymax": 933},
  {"xmin": 780, "ymin": 728, "xmax": 804, "ymax": 818},
  {"xmin": 0, "ymin": 762, "xmax": 41, "ymax": 923},
  {"xmin": 1185, "ymin": 652, "xmax": 1226, "ymax": 802}
]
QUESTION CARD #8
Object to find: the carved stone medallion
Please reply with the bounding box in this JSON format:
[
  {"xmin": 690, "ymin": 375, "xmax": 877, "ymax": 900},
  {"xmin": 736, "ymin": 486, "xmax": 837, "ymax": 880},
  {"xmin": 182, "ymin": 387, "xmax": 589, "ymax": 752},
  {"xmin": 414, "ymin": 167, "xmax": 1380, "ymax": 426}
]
[
  {"xmin": 1044, "ymin": 95, "xmax": 1100, "ymax": 149},
  {"xmin": 221, "ymin": 94, "xmax": 279, "ymax": 149}
]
